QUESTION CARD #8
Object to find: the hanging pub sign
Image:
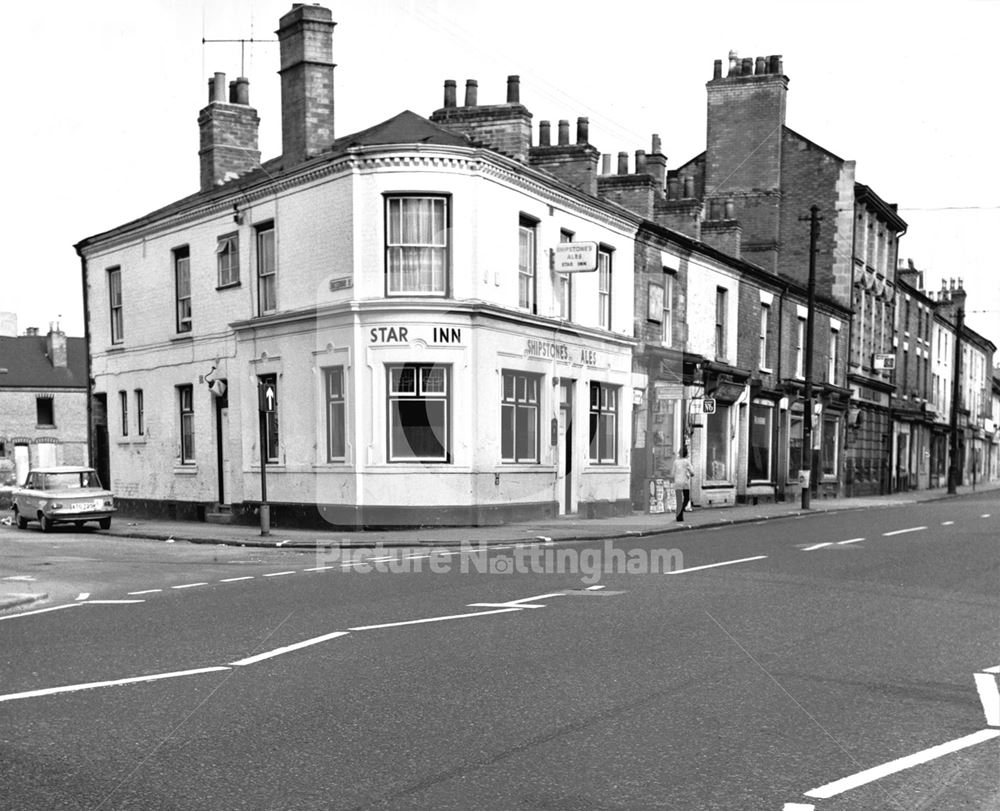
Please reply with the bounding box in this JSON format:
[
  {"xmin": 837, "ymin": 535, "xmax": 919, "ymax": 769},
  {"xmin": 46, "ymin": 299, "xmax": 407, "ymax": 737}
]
[{"xmin": 554, "ymin": 242, "xmax": 598, "ymax": 272}]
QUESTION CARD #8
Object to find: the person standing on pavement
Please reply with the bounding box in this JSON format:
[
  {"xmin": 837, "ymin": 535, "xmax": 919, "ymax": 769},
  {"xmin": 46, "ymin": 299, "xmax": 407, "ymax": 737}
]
[{"xmin": 672, "ymin": 446, "xmax": 695, "ymax": 522}]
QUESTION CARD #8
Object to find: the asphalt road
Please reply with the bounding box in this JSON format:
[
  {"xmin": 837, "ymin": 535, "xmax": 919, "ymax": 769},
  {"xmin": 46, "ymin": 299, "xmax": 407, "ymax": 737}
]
[{"xmin": 1, "ymin": 493, "xmax": 998, "ymax": 810}]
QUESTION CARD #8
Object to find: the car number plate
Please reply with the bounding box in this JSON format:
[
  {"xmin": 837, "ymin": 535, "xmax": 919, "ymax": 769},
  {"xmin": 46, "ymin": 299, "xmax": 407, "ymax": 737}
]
[{"xmin": 72, "ymin": 502, "xmax": 98, "ymax": 511}]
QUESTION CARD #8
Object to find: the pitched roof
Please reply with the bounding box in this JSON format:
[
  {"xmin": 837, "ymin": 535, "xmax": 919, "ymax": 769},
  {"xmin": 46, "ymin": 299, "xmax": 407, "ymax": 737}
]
[{"xmin": 0, "ymin": 336, "xmax": 87, "ymax": 389}]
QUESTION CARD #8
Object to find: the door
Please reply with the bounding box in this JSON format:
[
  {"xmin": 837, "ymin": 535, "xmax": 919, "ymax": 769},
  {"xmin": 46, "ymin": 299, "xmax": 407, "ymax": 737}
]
[
  {"xmin": 214, "ymin": 382, "xmax": 232, "ymax": 505},
  {"xmin": 14, "ymin": 444, "xmax": 30, "ymax": 486},
  {"xmin": 557, "ymin": 380, "xmax": 575, "ymax": 515}
]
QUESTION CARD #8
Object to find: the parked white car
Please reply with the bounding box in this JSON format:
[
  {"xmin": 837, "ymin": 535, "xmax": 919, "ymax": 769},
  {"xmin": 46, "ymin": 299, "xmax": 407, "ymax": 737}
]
[{"xmin": 12, "ymin": 467, "xmax": 115, "ymax": 532}]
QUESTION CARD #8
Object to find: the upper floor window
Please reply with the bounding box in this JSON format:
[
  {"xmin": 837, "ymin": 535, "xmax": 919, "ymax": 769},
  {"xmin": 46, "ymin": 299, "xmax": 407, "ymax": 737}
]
[
  {"xmin": 759, "ymin": 303, "xmax": 770, "ymax": 369},
  {"xmin": 662, "ymin": 271, "xmax": 675, "ymax": 348},
  {"xmin": 217, "ymin": 233, "xmax": 240, "ymax": 288},
  {"xmin": 598, "ymin": 248, "xmax": 612, "ymax": 329},
  {"xmin": 557, "ymin": 229, "xmax": 574, "ymax": 320},
  {"xmin": 37, "ymin": 397, "xmax": 54, "ymax": 428},
  {"xmin": 108, "ymin": 267, "xmax": 123, "ymax": 344},
  {"xmin": 257, "ymin": 222, "xmax": 276, "ymax": 315},
  {"xmin": 715, "ymin": 287, "xmax": 728, "ymax": 360},
  {"xmin": 828, "ymin": 328, "xmax": 839, "ymax": 384},
  {"xmin": 518, "ymin": 216, "xmax": 537, "ymax": 312},
  {"xmin": 174, "ymin": 246, "xmax": 191, "ymax": 333},
  {"xmin": 386, "ymin": 196, "xmax": 448, "ymax": 297},
  {"xmin": 795, "ymin": 317, "xmax": 806, "ymax": 378}
]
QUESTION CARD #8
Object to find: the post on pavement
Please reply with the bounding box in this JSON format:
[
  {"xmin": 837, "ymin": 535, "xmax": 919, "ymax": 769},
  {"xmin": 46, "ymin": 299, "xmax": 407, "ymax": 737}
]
[
  {"xmin": 948, "ymin": 306, "xmax": 964, "ymax": 494},
  {"xmin": 799, "ymin": 205, "xmax": 822, "ymax": 510},
  {"xmin": 257, "ymin": 379, "xmax": 276, "ymax": 535}
]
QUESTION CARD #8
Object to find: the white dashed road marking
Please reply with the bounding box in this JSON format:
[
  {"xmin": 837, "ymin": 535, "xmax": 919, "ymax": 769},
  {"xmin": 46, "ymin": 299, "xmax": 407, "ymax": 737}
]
[
  {"xmin": 230, "ymin": 631, "xmax": 350, "ymax": 666},
  {"xmin": 348, "ymin": 607, "xmax": 523, "ymax": 631},
  {"xmin": 172, "ymin": 582, "xmax": 208, "ymax": 590},
  {"xmin": 128, "ymin": 589, "xmax": 162, "ymax": 595},
  {"xmin": 882, "ymin": 526, "xmax": 927, "ymax": 537},
  {"xmin": 802, "ymin": 543, "xmax": 832, "ymax": 551},
  {"xmin": 263, "ymin": 571, "xmax": 296, "ymax": 577},
  {"xmin": 942, "ymin": 521, "xmax": 954, "ymax": 526},
  {"xmin": 219, "ymin": 576, "xmax": 254, "ymax": 583},
  {"xmin": 667, "ymin": 555, "xmax": 767, "ymax": 574},
  {"xmin": 837, "ymin": 537, "xmax": 865, "ymax": 545}
]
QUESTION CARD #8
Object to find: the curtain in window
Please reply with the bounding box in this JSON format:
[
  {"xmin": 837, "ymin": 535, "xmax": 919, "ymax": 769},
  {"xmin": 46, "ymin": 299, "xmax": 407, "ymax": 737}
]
[{"xmin": 387, "ymin": 198, "xmax": 447, "ymax": 295}]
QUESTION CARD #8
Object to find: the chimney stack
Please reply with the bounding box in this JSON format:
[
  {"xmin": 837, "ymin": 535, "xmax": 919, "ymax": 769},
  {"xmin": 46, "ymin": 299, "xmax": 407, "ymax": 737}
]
[
  {"xmin": 431, "ymin": 74, "xmax": 533, "ymax": 162},
  {"xmin": 46, "ymin": 323, "xmax": 67, "ymax": 368},
  {"xmin": 198, "ymin": 72, "xmax": 261, "ymax": 191},
  {"xmin": 277, "ymin": 3, "xmax": 337, "ymax": 166},
  {"xmin": 443, "ymin": 79, "xmax": 457, "ymax": 108}
]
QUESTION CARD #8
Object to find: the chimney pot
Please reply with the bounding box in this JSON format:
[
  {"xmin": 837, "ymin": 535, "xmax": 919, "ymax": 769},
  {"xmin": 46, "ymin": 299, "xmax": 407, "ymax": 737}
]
[
  {"xmin": 728, "ymin": 51, "xmax": 739, "ymax": 76},
  {"xmin": 558, "ymin": 119, "xmax": 570, "ymax": 146},
  {"xmin": 601, "ymin": 153, "xmax": 612, "ymax": 174},
  {"xmin": 464, "ymin": 79, "xmax": 478, "ymax": 107},
  {"xmin": 443, "ymin": 79, "xmax": 457, "ymax": 108},
  {"xmin": 635, "ymin": 149, "xmax": 647, "ymax": 174},
  {"xmin": 539, "ymin": 120, "xmax": 551, "ymax": 146},
  {"xmin": 651, "ymin": 133, "xmax": 662, "ymax": 154},
  {"xmin": 713, "ymin": 59, "xmax": 722, "ymax": 80},
  {"xmin": 741, "ymin": 57, "xmax": 753, "ymax": 76},
  {"xmin": 506, "ymin": 75, "xmax": 520, "ymax": 103},
  {"xmin": 725, "ymin": 198, "xmax": 735, "ymax": 219},
  {"xmin": 235, "ymin": 77, "xmax": 250, "ymax": 105},
  {"xmin": 617, "ymin": 151, "xmax": 629, "ymax": 175},
  {"xmin": 229, "ymin": 80, "xmax": 238, "ymax": 103},
  {"xmin": 576, "ymin": 116, "xmax": 589, "ymax": 144},
  {"xmin": 769, "ymin": 55, "xmax": 781, "ymax": 73},
  {"xmin": 213, "ymin": 72, "xmax": 227, "ymax": 102},
  {"xmin": 683, "ymin": 175, "xmax": 695, "ymax": 198},
  {"xmin": 755, "ymin": 56, "xmax": 766, "ymax": 75},
  {"xmin": 667, "ymin": 176, "xmax": 680, "ymax": 200}
]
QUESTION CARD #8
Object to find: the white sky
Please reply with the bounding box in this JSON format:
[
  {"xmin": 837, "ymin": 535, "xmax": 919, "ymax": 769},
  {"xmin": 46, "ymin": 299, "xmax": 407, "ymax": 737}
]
[{"xmin": 5, "ymin": 0, "xmax": 999, "ymax": 350}]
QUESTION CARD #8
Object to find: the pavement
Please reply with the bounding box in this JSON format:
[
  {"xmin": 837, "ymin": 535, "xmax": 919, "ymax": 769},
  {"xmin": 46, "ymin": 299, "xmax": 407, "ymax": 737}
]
[{"xmin": 3, "ymin": 480, "xmax": 999, "ymax": 613}]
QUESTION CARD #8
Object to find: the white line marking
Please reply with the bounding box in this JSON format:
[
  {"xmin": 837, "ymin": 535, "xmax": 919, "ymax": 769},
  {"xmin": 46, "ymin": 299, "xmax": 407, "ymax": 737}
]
[
  {"xmin": 219, "ymin": 576, "xmax": 254, "ymax": 583},
  {"xmin": 405, "ymin": 554, "xmax": 431, "ymax": 560},
  {"xmin": 263, "ymin": 571, "xmax": 296, "ymax": 577},
  {"xmin": 804, "ymin": 729, "xmax": 1000, "ymax": 799},
  {"xmin": 85, "ymin": 599, "xmax": 145, "ymax": 605},
  {"xmin": 983, "ymin": 665, "xmax": 1000, "ymax": 674},
  {"xmin": 837, "ymin": 538, "xmax": 865, "ymax": 545},
  {"xmin": 0, "ymin": 666, "xmax": 232, "ymax": 704},
  {"xmin": 2, "ymin": 575, "xmax": 36, "ymax": 582},
  {"xmin": 586, "ymin": 585, "xmax": 606, "ymax": 591},
  {"xmin": 467, "ymin": 592, "xmax": 566, "ymax": 609},
  {"xmin": 0, "ymin": 604, "xmax": 81, "ymax": 621},
  {"xmin": 303, "ymin": 566, "xmax": 334, "ymax": 572},
  {"xmin": 230, "ymin": 631, "xmax": 350, "ymax": 666},
  {"xmin": 348, "ymin": 607, "xmax": 522, "ymax": 631},
  {"xmin": 783, "ymin": 804, "xmax": 815, "ymax": 811},
  {"xmin": 172, "ymin": 582, "xmax": 208, "ymax": 589},
  {"xmin": 942, "ymin": 521, "xmax": 954, "ymax": 526},
  {"xmin": 981, "ymin": 514, "xmax": 991, "ymax": 518},
  {"xmin": 802, "ymin": 543, "xmax": 833, "ymax": 551},
  {"xmin": 75, "ymin": 592, "xmax": 90, "ymax": 601},
  {"xmin": 367, "ymin": 556, "xmax": 395, "ymax": 562},
  {"xmin": 128, "ymin": 589, "xmax": 162, "ymax": 595},
  {"xmin": 882, "ymin": 526, "xmax": 927, "ymax": 536},
  {"xmin": 974, "ymin": 673, "xmax": 1000, "ymax": 726},
  {"xmin": 667, "ymin": 555, "xmax": 767, "ymax": 574}
]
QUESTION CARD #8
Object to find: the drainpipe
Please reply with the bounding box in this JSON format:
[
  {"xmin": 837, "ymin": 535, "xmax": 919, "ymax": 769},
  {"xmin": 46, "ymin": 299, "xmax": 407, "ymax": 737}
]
[{"xmin": 76, "ymin": 248, "xmax": 94, "ymax": 469}]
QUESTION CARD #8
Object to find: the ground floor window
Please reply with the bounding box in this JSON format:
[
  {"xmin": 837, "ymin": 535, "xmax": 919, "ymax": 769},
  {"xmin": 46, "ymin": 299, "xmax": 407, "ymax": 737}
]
[
  {"xmin": 388, "ymin": 364, "xmax": 450, "ymax": 462},
  {"xmin": 748, "ymin": 401, "xmax": 773, "ymax": 482},
  {"xmin": 324, "ymin": 367, "xmax": 345, "ymax": 461},
  {"xmin": 501, "ymin": 371, "xmax": 539, "ymax": 463},
  {"xmin": 258, "ymin": 374, "xmax": 279, "ymax": 463},
  {"xmin": 178, "ymin": 385, "xmax": 194, "ymax": 463},
  {"xmin": 821, "ymin": 413, "xmax": 839, "ymax": 476},
  {"xmin": 705, "ymin": 404, "xmax": 731, "ymax": 481},
  {"xmin": 589, "ymin": 382, "xmax": 618, "ymax": 464}
]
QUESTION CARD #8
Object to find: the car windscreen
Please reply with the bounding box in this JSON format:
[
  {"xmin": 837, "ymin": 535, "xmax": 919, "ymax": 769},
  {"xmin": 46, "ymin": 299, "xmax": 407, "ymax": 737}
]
[{"xmin": 42, "ymin": 472, "xmax": 102, "ymax": 490}]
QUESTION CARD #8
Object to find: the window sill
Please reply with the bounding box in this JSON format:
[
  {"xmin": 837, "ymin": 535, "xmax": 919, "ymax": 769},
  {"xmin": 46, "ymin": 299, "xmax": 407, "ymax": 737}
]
[
  {"xmin": 35, "ymin": 424, "xmax": 57, "ymax": 430},
  {"xmin": 758, "ymin": 367, "xmax": 773, "ymax": 375},
  {"xmin": 174, "ymin": 465, "xmax": 198, "ymax": 475},
  {"xmin": 107, "ymin": 344, "xmax": 125, "ymax": 352},
  {"xmin": 170, "ymin": 333, "xmax": 193, "ymax": 342},
  {"xmin": 216, "ymin": 282, "xmax": 242, "ymax": 291}
]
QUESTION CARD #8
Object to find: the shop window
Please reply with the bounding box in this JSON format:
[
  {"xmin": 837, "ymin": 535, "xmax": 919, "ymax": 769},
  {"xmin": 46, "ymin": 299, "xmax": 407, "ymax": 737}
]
[
  {"xmin": 589, "ymin": 382, "xmax": 618, "ymax": 464},
  {"xmin": 385, "ymin": 196, "xmax": 448, "ymax": 296},
  {"xmin": 217, "ymin": 233, "xmax": 240, "ymax": 288},
  {"xmin": 324, "ymin": 367, "xmax": 345, "ymax": 461},
  {"xmin": 178, "ymin": 385, "xmax": 194, "ymax": 464},
  {"xmin": 108, "ymin": 267, "xmax": 123, "ymax": 344},
  {"xmin": 501, "ymin": 371, "xmax": 539, "ymax": 463},
  {"xmin": 174, "ymin": 246, "xmax": 192, "ymax": 333},
  {"xmin": 257, "ymin": 222, "xmax": 276, "ymax": 314},
  {"xmin": 258, "ymin": 374, "xmax": 279, "ymax": 463},
  {"xmin": 705, "ymin": 404, "xmax": 731, "ymax": 481},
  {"xmin": 388, "ymin": 364, "xmax": 450, "ymax": 462},
  {"xmin": 748, "ymin": 402, "xmax": 773, "ymax": 483},
  {"xmin": 36, "ymin": 397, "xmax": 54, "ymax": 428}
]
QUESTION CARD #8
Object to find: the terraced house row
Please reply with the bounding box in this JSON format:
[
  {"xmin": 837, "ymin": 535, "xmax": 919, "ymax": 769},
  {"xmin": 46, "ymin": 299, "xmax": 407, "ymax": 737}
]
[{"xmin": 73, "ymin": 5, "xmax": 997, "ymax": 528}]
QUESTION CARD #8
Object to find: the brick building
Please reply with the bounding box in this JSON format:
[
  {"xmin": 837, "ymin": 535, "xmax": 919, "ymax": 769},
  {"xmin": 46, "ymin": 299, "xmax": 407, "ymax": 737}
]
[{"xmin": 0, "ymin": 316, "xmax": 89, "ymax": 485}]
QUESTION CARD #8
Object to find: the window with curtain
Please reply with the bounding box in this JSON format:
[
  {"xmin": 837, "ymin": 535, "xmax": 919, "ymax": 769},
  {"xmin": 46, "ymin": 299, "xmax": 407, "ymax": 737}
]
[
  {"xmin": 257, "ymin": 223, "xmax": 276, "ymax": 314},
  {"xmin": 518, "ymin": 217, "xmax": 536, "ymax": 312},
  {"xmin": 108, "ymin": 267, "xmax": 123, "ymax": 344},
  {"xmin": 598, "ymin": 249, "xmax": 612, "ymax": 329},
  {"xmin": 386, "ymin": 196, "xmax": 448, "ymax": 296},
  {"xmin": 388, "ymin": 364, "xmax": 450, "ymax": 461},
  {"xmin": 217, "ymin": 233, "xmax": 240, "ymax": 287},
  {"xmin": 174, "ymin": 246, "xmax": 191, "ymax": 333}
]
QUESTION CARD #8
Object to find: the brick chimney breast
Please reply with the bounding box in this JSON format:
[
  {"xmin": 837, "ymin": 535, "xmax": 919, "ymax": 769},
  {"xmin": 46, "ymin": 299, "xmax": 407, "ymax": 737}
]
[
  {"xmin": 198, "ymin": 72, "xmax": 261, "ymax": 191},
  {"xmin": 46, "ymin": 325, "xmax": 67, "ymax": 368},
  {"xmin": 430, "ymin": 75, "xmax": 533, "ymax": 163},
  {"xmin": 277, "ymin": 3, "xmax": 337, "ymax": 166}
]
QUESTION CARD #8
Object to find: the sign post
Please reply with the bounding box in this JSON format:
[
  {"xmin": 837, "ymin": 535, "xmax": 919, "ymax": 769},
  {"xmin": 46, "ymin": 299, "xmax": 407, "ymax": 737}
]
[{"xmin": 257, "ymin": 381, "xmax": 276, "ymax": 536}]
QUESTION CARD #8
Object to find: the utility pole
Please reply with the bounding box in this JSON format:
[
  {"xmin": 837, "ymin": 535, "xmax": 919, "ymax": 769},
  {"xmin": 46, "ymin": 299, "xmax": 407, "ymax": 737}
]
[
  {"xmin": 947, "ymin": 306, "xmax": 964, "ymax": 494},
  {"xmin": 800, "ymin": 206, "xmax": 822, "ymax": 510}
]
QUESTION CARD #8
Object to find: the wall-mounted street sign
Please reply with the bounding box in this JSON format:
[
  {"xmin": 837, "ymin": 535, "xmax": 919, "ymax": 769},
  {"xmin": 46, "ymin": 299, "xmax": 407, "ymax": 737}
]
[
  {"xmin": 687, "ymin": 398, "xmax": 716, "ymax": 415},
  {"xmin": 873, "ymin": 353, "xmax": 896, "ymax": 370},
  {"xmin": 554, "ymin": 241, "xmax": 598, "ymax": 273},
  {"xmin": 258, "ymin": 382, "xmax": 277, "ymax": 413}
]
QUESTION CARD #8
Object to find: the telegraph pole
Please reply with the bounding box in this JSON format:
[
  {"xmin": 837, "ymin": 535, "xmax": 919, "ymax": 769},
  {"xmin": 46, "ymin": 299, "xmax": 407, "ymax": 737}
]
[
  {"xmin": 800, "ymin": 206, "xmax": 822, "ymax": 510},
  {"xmin": 947, "ymin": 306, "xmax": 964, "ymax": 494}
]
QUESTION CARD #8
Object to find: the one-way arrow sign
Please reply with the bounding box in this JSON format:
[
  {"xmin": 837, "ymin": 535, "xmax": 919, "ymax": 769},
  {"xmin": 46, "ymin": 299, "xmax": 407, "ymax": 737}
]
[{"xmin": 258, "ymin": 383, "xmax": 276, "ymax": 413}]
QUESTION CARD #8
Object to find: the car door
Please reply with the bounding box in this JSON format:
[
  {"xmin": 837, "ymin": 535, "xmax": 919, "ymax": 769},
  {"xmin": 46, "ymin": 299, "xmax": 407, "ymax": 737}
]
[{"xmin": 19, "ymin": 473, "xmax": 37, "ymax": 515}]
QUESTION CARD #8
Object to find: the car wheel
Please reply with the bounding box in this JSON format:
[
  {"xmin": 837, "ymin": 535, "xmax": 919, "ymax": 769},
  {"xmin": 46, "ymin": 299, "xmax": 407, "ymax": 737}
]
[
  {"xmin": 99, "ymin": 517, "xmax": 111, "ymax": 530},
  {"xmin": 39, "ymin": 513, "xmax": 53, "ymax": 533},
  {"xmin": 15, "ymin": 510, "xmax": 28, "ymax": 530}
]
